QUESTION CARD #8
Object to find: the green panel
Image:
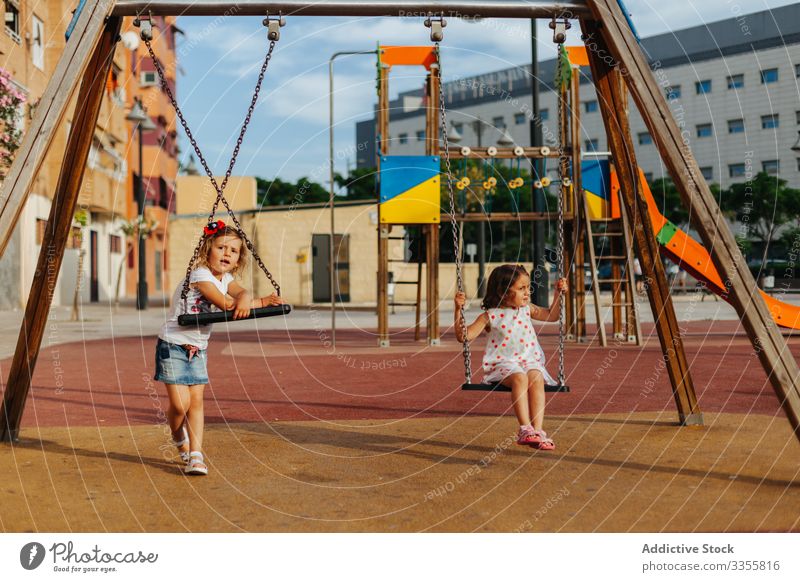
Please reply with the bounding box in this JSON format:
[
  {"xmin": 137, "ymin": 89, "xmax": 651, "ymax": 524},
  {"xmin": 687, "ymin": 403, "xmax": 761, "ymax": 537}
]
[{"xmin": 656, "ymin": 220, "xmax": 679, "ymax": 245}]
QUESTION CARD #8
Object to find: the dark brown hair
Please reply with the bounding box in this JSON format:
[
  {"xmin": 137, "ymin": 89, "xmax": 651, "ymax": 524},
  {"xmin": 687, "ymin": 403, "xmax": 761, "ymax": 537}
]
[
  {"xmin": 195, "ymin": 227, "xmax": 249, "ymax": 277},
  {"xmin": 481, "ymin": 264, "xmax": 530, "ymax": 310}
]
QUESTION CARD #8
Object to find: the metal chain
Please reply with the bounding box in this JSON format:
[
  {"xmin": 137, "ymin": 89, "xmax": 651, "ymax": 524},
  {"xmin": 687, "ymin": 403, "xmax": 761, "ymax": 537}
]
[
  {"xmin": 142, "ymin": 37, "xmax": 282, "ymax": 308},
  {"xmin": 555, "ymin": 47, "xmax": 567, "ymax": 386},
  {"xmin": 434, "ymin": 44, "xmax": 472, "ymax": 383}
]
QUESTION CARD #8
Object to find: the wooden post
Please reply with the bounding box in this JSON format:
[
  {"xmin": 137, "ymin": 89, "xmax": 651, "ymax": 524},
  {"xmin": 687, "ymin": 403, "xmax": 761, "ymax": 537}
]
[
  {"xmin": 377, "ymin": 64, "xmax": 390, "ymax": 347},
  {"xmin": 426, "ymin": 223, "xmax": 440, "ymax": 345},
  {"xmin": 586, "ymin": 0, "xmax": 800, "ymax": 439},
  {"xmin": 582, "ymin": 18, "xmax": 702, "ymax": 426},
  {"xmin": 570, "ymin": 70, "xmax": 586, "ymax": 341},
  {"xmin": 0, "ymin": 17, "xmax": 122, "ymax": 442},
  {"xmin": 0, "ymin": 0, "xmax": 114, "ymax": 254}
]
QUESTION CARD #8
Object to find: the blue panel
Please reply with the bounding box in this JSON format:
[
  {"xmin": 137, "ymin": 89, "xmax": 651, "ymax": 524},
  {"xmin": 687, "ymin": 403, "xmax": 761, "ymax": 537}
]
[
  {"xmin": 581, "ymin": 159, "xmax": 611, "ymax": 200},
  {"xmin": 379, "ymin": 155, "xmax": 440, "ymax": 203}
]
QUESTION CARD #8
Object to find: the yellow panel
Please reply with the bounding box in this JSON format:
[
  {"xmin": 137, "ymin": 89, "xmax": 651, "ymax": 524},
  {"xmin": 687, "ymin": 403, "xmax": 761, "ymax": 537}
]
[
  {"xmin": 380, "ymin": 176, "xmax": 440, "ymax": 224},
  {"xmin": 585, "ymin": 191, "xmax": 608, "ymax": 220}
]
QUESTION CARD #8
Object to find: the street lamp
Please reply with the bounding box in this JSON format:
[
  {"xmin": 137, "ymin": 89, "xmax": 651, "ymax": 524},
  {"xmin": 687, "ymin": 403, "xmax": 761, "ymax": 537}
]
[
  {"xmin": 328, "ymin": 49, "xmax": 376, "ymax": 347},
  {"xmin": 125, "ymin": 98, "xmax": 157, "ymax": 310},
  {"xmin": 497, "ymin": 128, "xmax": 515, "ymax": 146},
  {"xmin": 447, "ymin": 121, "xmax": 462, "ymax": 144}
]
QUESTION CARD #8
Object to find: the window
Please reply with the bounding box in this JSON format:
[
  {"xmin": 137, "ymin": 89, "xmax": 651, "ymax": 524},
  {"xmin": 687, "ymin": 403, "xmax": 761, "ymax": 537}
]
[
  {"xmin": 139, "ymin": 71, "xmax": 158, "ymax": 87},
  {"xmin": 695, "ymin": 80, "xmax": 711, "ymax": 94},
  {"xmin": 110, "ymin": 235, "xmax": 122, "ymax": 254},
  {"xmin": 492, "ymin": 116, "xmax": 505, "ymax": 129},
  {"xmin": 797, "ymin": 159, "xmax": 800, "ymax": 172},
  {"xmin": 761, "ymin": 114, "xmax": 779, "ymax": 129},
  {"xmin": 666, "ymin": 85, "xmax": 681, "ymax": 99},
  {"xmin": 514, "ymin": 112, "xmax": 526, "ymax": 125},
  {"xmin": 762, "ymin": 160, "xmax": 780, "ymax": 175},
  {"xmin": 31, "ymin": 16, "xmax": 45, "ymax": 70},
  {"xmin": 760, "ymin": 68, "xmax": 779, "ymax": 84},
  {"xmin": 729, "ymin": 163, "xmax": 746, "ymax": 178},
  {"xmin": 644, "ymin": 172, "xmax": 653, "ymax": 182},
  {"xmin": 796, "ymin": 64, "xmax": 800, "ymax": 78},
  {"xmin": 4, "ymin": 1, "xmax": 20, "ymax": 42},
  {"xmin": 796, "ymin": 111, "xmax": 800, "ymax": 124},
  {"xmin": 540, "ymin": 108, "xmax": 549, "ymax": 121},
  {"xmin": 415, "ymin": 130, "xmax": 425, "ymax": 141},
  {"xmin": 584, "ymin": 100, "xmax": 598, "ymax": 113},
  {"xmin": 584, "ymin": 139, "xmax": 599, "ymax": 152},
  {"xmin": 696, "ymin": 123, "xmax": 713, "ymax": 138},
  {"xmin": 726, "ymin": 74, "xmax": 744, "ymax": 89},
  {"xmin": 638, "ymin": 132, "xmax": 652, "ymax": 145},
  {"xmin": 700, "ymin": 167, "xmax": 713, "ymax": 181},
  {"xmin": 728, "ymin": 119, "xmax": 744, "ymax": 134},
  {"xmin": 398, "ymin": 133, "xmax": 408, "ymax": 145}
]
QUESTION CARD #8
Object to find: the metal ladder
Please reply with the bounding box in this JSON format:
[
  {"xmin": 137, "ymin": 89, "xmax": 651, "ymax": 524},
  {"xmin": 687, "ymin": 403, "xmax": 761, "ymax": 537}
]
[{"xmin": 386, "ymin": 232, "xmax": 424, "ymax": 341}]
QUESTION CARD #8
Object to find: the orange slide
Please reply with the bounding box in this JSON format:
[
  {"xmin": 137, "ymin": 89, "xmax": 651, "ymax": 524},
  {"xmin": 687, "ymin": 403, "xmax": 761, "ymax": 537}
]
[{"xmin": 611, "ymin": 169, "xmax": 800, "ymax": 330}]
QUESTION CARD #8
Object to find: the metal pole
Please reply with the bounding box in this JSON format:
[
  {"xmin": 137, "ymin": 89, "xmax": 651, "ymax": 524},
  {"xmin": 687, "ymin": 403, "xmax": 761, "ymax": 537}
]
[
  {"xmin": 329, "ymin": 49, "xmax": 376, "ymax": 347},
  {"xmin": 474, "ymin": 119, "xmax": 486, "ymax": 297},
  {"xmin": 531, "ymin": 19, "xmax": 548, "ymax": 307},
  {"xmin": 113, "ymin": 1, "xmax": 591, "ymax": 18},
  {"xmin": 136, "ymin": 121, "xmax": 148, "ymax": 310}
]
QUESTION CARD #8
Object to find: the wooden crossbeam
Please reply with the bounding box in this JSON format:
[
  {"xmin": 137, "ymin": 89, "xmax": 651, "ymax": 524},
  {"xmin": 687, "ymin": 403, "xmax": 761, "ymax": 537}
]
[
  {"xmin": 585, "ymin": 0, "xmax": 800, "ymax": 439},
  {"xmin": 0, "ymin": 0, "xmax": 115, "ymax": 257},
  {"xmin": 0, "ymin": 17, "xmax": 122, "ymax": 442}
]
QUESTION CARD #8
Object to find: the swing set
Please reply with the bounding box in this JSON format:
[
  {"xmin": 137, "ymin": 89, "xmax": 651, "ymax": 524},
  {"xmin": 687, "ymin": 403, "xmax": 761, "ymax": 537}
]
[{"xmin": 0, "ymin": 0, "xmax": 798, "ymax": 445}]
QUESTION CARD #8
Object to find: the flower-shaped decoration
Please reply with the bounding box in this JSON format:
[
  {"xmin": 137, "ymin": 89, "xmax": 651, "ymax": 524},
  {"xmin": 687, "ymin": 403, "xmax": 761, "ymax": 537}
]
[{"xmin": 203, "ymin": 220, "xmax": 226, "ymax": 236}]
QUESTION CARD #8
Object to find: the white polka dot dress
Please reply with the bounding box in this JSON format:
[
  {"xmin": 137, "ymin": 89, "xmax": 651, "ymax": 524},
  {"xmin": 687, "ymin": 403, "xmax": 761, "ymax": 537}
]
[{"xmin": 482, "ymin": 307, "xmax": 556, "ymax": 385}]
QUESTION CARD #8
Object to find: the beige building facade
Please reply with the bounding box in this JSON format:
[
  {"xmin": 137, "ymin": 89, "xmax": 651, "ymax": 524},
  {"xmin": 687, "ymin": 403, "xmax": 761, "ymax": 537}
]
[{"xmin": 170, "ymin": 176, "xmax": 507, "ymax": 309}]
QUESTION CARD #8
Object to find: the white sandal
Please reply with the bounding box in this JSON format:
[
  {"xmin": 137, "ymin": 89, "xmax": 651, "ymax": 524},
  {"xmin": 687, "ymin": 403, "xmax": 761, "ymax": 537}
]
[
  {"xmin": 171, "ymin": 423, "xmax": 190, "ymax": 463},
  {"xmin": 184, "ymin": 451, "xmax": 208, "ymax": 476}
]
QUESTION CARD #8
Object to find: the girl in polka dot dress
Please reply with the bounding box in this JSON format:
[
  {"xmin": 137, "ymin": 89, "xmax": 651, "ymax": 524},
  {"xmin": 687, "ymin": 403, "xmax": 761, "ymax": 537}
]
[{"xmin": 455, "ymin": 264, "xmax": 567, "ymax": 450}]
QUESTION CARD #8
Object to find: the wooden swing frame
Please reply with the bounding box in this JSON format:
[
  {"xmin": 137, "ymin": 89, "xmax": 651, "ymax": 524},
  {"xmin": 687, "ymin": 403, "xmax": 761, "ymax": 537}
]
[{"xmin": 0, "ymin": 0, "xmax": 797, "ymax": 442}]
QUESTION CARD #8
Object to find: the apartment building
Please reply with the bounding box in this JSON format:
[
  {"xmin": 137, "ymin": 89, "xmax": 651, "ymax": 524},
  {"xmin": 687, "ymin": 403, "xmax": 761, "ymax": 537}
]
[
  {"xmin": 358, "ymin": 4, "xmax": 800, "ymax": 191},
  {"xmin": 0, "ymin": 3, "xmax": 180, "ymax": 310}
]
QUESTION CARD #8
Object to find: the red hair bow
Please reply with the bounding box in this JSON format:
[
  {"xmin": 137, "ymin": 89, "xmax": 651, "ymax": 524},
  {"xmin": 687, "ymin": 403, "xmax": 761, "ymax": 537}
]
[{"xmin": 203, "ymin": 220, "xmax": 226, "ymax": 236}]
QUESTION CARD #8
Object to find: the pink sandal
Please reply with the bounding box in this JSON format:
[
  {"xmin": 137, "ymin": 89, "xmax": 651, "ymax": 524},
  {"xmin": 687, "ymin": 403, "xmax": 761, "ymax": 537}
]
[{"xmin": 530, "ymin": 430, "xmax": 555, "ymax": 451}]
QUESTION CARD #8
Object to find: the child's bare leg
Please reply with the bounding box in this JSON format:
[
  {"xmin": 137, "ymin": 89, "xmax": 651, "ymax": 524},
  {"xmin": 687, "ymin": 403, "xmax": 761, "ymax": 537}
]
[
  {"xmin": 501, "ymin": 373, "xmax": 531, "ymax": 426},
  {"xmin": 165, "ymin": 384, "xmax": 190, "ymax": 453},
  {"xmin": 186, "ymin": 384, "xmax": 205, "ymax": 453},
  {"xmin": 526, "ymin": 370, "xmax": 546, "ymax": 431}
]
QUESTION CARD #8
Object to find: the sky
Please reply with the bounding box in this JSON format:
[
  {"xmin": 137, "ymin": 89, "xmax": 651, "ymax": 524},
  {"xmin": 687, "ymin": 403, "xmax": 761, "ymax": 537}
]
[{"xmin": 170, "ymin": 0, "xmax": 798, "ymax": 186}]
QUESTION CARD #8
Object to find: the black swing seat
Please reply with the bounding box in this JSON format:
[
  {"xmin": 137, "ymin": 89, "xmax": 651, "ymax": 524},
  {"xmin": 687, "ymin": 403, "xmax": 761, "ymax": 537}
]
[
  {"xmin": 178, "ymin": 304, "xmax": 291, "ymax": 326},
  {"xmin": 462, "ymin": 382, "xmax": 570, "ymax": 393}
]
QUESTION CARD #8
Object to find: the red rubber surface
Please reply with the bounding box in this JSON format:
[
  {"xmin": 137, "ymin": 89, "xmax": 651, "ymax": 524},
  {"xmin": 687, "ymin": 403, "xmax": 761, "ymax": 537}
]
[{"xmin": 5, "ymin": 321, "xmax": 797, "ymax": 428}]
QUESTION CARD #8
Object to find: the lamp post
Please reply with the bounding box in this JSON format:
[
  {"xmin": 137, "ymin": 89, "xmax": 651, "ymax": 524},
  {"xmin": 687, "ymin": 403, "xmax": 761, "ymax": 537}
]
[
  {"xmin": 328, "ymin": 49, "xmax": 376, "ymax": 347},
  {"xmin": 125, "ymin": 98, "xmax": 157, "ymax": 310}
]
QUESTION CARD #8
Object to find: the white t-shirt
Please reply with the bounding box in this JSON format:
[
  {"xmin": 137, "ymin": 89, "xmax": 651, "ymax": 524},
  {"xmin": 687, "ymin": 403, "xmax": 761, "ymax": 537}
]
[{"xmin": 159, "ymin": 267, "xmax": 234, "ymax": 349}]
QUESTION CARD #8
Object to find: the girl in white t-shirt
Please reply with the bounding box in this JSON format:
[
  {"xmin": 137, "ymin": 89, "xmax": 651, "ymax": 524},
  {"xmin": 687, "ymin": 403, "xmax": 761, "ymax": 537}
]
[
  {"xmin": 155, "ymin": 221, "xmax": 283, "ymax": 475},
  {"xmin": 454, "ymin": 265, "xmax": 567, "ymax": 450}
]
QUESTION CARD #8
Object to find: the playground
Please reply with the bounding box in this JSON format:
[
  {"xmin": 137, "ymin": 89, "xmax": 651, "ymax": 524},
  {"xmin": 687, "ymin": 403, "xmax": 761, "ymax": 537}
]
[
  {"xmin": 1, "ymin": 0, "xmax": 800, "ymax": 535},
  {"xmin": 1, "ymin": 303, "xmax": 798, "ymax": 532}
]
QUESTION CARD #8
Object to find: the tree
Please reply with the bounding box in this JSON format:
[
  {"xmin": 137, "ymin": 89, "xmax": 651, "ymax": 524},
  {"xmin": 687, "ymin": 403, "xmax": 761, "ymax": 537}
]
[
  {"xmin": 0, "ymin": 67, "xmax": 26, "ymax": 180},
  {"xmin": 70, "ymin": 210, "xmax": 89, "ymax": 321},
  {"xmin": 114, "ymin": 217, "xmax": 157, "ymax": 310},
  {"xmin": 334, "ymin": 167, "xmax": 376, "ymax": 200},
  {"xmin": 719, "ymin": 171, "xmax": 800, "ymax": 265},
  {"xmin": 648, "ymin": 177, "xmax": 721, "ymax": 229},
  {"xmin": 256, "ymin": 176, "xmax": 331, "ymax": 207}
]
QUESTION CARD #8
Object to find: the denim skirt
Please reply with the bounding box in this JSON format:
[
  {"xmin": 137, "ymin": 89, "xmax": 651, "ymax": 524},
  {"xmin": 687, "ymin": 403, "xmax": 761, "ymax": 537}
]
[{"xmin": 154, "ymin": 339, "xmax": 209, "ymax": 385}]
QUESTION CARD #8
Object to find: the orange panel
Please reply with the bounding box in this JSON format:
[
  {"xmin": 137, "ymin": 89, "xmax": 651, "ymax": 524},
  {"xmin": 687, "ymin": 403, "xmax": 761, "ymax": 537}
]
[
  {"xmin": 380, "ymin": 46, "xmax": 437, "ymax": 70},
  {"xmin": 566, "ymin": 46, "xmax": 589, "ymax": 67}
]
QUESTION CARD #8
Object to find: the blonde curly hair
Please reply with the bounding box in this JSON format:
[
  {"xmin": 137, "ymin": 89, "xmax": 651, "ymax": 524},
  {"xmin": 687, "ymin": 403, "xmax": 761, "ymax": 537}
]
[{"xmin": 194, "ymin": 227, "xmax": 249, "ymax": 277}]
